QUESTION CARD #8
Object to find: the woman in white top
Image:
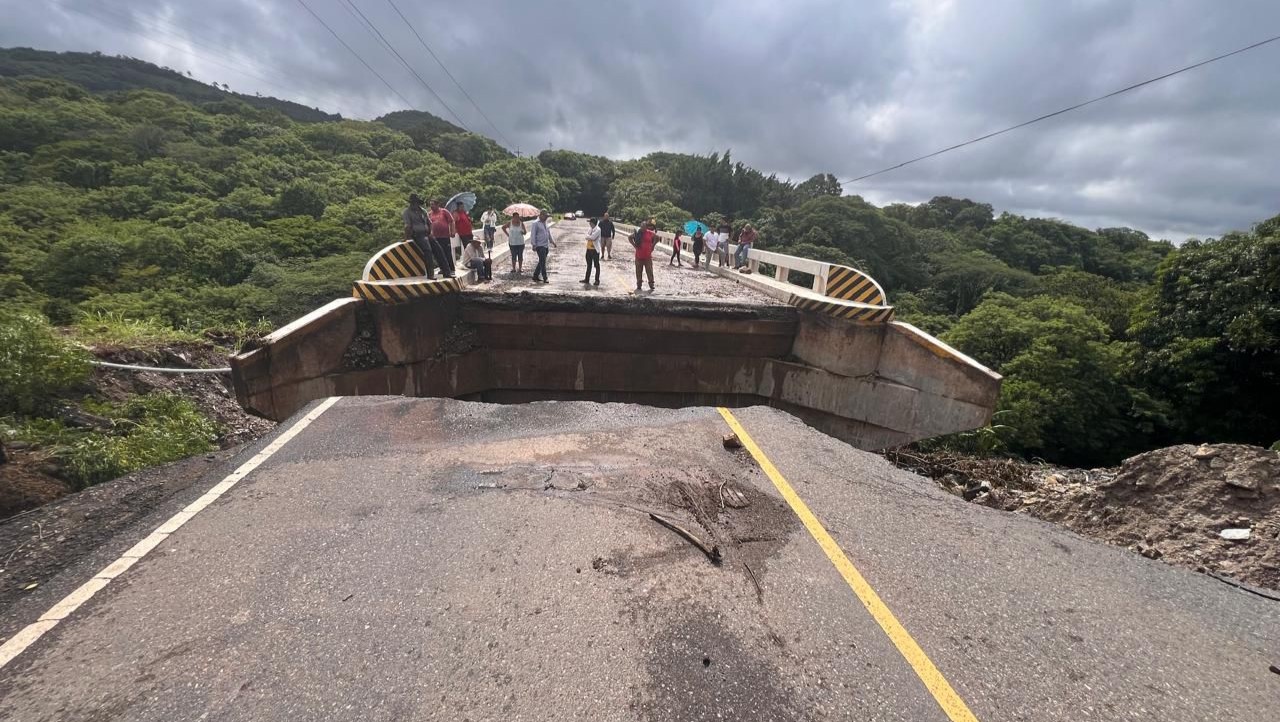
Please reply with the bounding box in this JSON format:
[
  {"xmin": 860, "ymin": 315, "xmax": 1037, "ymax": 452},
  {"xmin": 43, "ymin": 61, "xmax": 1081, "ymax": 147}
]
[
  {"xmin": 502, "ymin": 213, "xmax": 526, "ymax": 274},
  {"xmin": 583, "ymin": 217, "xmax": 602, "ymax": 286}
]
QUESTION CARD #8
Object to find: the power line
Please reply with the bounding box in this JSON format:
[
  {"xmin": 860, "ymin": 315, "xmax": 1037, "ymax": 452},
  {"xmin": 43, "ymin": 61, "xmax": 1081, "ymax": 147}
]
[
  {"xmin": 843, "ymin": 32, "xmax": 1280, "ymax": 184},
  {"xmin": 338, "ymin": 0, "xmax": 471, "ymax": 129},
  {"xmin": 294, "ymin": 0, "xmax": 416, "ymax": 110},
  {"xmin": 384, "ymin": 0, "xmax": 513, "ymax": 147}
]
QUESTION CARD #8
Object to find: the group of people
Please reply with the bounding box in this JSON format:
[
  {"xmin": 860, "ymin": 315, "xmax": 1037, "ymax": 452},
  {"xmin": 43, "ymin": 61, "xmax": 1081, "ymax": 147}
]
[
  {"xmin": 402, "ymin": 194, "xmax": 759, "ymax": 293},
  {"xmin": 402, "ymin": 195, "xmax": 557, "ymax": 283},
  {"xmin": 668, "ymin": 222, "xmax": 758, "ymax": 271}
]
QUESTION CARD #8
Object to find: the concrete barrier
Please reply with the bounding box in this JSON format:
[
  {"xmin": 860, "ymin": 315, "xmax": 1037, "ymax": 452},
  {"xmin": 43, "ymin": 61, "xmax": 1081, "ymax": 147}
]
[{"xmin": 231, "ymin": 293, "xmax": 1000, "ymax": 450}]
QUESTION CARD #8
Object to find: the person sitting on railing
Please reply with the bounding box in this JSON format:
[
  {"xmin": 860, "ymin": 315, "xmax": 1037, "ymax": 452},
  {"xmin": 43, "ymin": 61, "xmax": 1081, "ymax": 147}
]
[
  {"xmin": 735, "ymin": 223, "xmax": 757, "ymax": 271},
  {"xmin": 461, "ymin": 237, "xmax": 492, "ymax": 282}
]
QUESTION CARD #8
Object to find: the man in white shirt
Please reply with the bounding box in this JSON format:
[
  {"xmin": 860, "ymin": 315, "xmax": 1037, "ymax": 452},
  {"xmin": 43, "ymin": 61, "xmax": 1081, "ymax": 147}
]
[
  {"xmin": 702, "ymin": 230, "xmax": 720, "ymax": 270},
  {"xmin": 461, "ymin": 237, "xmax": 492, "ymax": 281}
]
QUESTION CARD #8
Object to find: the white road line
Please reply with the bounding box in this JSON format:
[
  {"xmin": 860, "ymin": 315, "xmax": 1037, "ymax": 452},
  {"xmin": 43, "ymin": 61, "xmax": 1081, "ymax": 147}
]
[{"xmin": 0, "ymin": 396, "xmax": 342, "ymax": 671}]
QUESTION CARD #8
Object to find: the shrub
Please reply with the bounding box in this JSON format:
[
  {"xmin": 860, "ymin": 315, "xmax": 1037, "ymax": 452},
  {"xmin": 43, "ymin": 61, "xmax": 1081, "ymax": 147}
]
[
  {"xmin": 5, "ymin": 393, "xmax": 218, "ymax": 488},
  {"xmin": 0, "ymin": 310, "xmax": 91, "ymax": 414}
]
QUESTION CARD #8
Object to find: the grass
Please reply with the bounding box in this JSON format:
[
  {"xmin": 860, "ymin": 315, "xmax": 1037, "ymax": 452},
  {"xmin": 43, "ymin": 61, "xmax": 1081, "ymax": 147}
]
[
  {"xmin": 72, "ymin": 312, "xmax": 204, "ymax": 349},
  {"xmin": 2, "ymin": 393, "xmax": 219, "ymax": 489}
]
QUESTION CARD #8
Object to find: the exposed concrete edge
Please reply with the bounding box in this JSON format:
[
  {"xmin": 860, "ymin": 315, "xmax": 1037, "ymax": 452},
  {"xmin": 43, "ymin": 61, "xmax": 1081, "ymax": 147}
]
[
  {"xmin": 461, "ymin": 290, "xmax": 798, "ymax": 320},
  {"xmin": 888, "ymin": 321, "xmax": 1001, "ymax": 382},
  {"xmin": 263, "ymin": 297, "xmax": 362, "ymax": 348}
]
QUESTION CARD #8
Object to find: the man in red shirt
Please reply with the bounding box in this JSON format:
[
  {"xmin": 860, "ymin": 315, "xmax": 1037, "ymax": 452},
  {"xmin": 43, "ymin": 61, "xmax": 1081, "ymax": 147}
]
[
  {"xmin": 428, "ymin": 198, "xmax": 456, "ymax": 277},
  {"xmin": 453, "ymin": 200, "xmax": 474, "ymax": 250},
  {"xmin": 633, "ymin": 219, "xmax": 658, "ymax": 292}
]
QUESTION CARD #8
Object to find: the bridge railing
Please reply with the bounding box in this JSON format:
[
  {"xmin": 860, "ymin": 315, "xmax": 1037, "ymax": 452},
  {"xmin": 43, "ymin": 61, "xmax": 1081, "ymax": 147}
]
[{"xmin": 614, "ymin": 221, "xmax": 891, "ymax": 318}]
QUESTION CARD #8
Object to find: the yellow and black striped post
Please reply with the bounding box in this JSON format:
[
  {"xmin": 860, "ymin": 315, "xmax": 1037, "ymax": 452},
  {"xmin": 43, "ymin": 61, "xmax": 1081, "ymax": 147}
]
[{"xmin": 825, "ymin": 266, "xmax": 887, "ymax": 306}]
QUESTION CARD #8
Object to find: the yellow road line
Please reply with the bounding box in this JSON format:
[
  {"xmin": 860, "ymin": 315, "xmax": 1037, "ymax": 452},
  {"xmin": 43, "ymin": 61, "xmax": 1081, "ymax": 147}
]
[{"xmin": 717, "ymin": 407, "xmax": 981, "ymax": 722}]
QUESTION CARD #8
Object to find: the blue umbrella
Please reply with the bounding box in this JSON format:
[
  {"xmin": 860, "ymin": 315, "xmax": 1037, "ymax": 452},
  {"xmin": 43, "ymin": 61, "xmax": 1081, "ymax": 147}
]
[
  {"xmin": 683, "ymin": 220, "xmax": 709, "ymax": 236},
  {"xmin": 446, "ymin": 191, "xmax": 476, "ymax": 213}
]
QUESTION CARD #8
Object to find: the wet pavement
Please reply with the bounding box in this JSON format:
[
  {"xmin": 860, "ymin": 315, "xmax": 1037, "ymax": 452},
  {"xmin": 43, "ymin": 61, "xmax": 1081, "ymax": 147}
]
[
  {"xmin": 2, "ymin": 397, "xmax": 1279, "ymax": 721},
  {"xmin": 482, "ymin": 219, "xmax": 783, "ymax": 306}
]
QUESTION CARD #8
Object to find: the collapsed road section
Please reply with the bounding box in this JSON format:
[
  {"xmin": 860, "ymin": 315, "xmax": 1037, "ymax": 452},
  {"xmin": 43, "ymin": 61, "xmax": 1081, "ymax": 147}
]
[{"xmin": 229, "ymin": 292, "xmax": 1000, "ymax": 451}]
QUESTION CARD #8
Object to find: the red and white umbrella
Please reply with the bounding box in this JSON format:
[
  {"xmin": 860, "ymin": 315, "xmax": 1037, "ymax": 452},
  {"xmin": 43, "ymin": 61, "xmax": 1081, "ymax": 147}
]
[{"xmin": 503, "ymin": 203, "xmax": 540, "ymax": 218}]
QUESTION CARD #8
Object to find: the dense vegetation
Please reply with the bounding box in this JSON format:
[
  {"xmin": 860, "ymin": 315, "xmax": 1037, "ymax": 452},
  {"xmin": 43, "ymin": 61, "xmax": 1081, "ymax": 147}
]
[{"xmin": 1, "ymin": 48, "xmax": 1276, "ymax": 474}]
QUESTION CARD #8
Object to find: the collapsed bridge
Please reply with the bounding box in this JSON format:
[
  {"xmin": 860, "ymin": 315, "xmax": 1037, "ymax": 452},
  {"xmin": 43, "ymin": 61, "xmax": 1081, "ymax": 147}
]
[{"xmin": 230, "ymin": 219, "xmax": 1000, "ymax": 450}]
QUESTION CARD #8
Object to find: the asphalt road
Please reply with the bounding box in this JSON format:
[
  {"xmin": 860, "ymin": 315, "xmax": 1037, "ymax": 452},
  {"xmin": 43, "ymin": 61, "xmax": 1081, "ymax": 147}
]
[
  {"xmin": 484, "ymin": 219, "xmax": 782, "ymax": 306},
  {"xmin": 2, "ymin": 397, "xmax": 1278, "ymax": 721}
]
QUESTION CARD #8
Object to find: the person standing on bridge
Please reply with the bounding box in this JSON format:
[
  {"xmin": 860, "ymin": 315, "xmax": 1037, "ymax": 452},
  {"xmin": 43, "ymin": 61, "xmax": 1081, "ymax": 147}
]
[
  {"xmin": 427, "ymin": 198, "xmax": 456, "ymax": 277},
  {"xmin": 702, "ymin": 227, "xmax": 720, "ymax": 270},
  {"xmin": 453, "ymin": 200, "xmax": 475, "ymax": 253},
  {"xmin": 583, "ymin": 217, "xmax": 602, "ymax": 286},
  {"xmin": 668, "ymin": 229, "xmax": 685, "ymax": 267},
  {"xmin": 735, "ymin": 223, "xmax": 757, "ymax": 270},
  {"xmin": 402, "ymin": 194, "xmax": 439, "ymax": 280},
  {"xmin": 691, "ymin": 227, "xmax": 705, "ymax": 269},
  {"xmin": 480, "ymin": 207, "xmax": 499, "ymax": 250},
  {"xmin": 599, "ymin": 212, "xmax": 616, "ymax": 260},
  {"xmin": 529, "ymin": 210, "xmax": 556, "ymax": 283},
  {"xmin": 633, "ymin": 220, "xmax": 658, "ymax": 292},
  {"xmin": 503, "ymin": 213, "xmax": 526, "ymax": 275}
]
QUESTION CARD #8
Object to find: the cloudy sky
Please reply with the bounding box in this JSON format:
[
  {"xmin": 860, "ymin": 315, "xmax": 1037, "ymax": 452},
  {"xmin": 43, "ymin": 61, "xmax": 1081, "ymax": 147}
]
[{"xmin": 4, "ymin": 0, "xmax": 1279, "ymax": 240}]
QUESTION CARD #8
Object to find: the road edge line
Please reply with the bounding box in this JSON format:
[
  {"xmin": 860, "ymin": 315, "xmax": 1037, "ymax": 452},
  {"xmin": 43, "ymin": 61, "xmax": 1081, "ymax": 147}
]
[
  {"xmin": 717, "ymin": 407, "xmax": 981, "ymax": 722},
  {"xmin": 0, "ymin": 396, "xmax": 342, "ymax": 671}
]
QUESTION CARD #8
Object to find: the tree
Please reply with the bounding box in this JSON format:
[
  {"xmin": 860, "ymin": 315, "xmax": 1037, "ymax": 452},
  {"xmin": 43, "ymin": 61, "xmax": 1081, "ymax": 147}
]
[
  {"xmin": 277, "ymin": 179, "xmax": 327, "ymax": 219},
  {"xmin": 1131, "ymin": 225, "xmax": 1280, "ymax": 445},
  {"xmin": 795, "ymin": 173, "xmax": 842, "ymax": 200},
  {"xmin": 944, "ymin": 294, "xmax": 1149, "ymax": 465}
]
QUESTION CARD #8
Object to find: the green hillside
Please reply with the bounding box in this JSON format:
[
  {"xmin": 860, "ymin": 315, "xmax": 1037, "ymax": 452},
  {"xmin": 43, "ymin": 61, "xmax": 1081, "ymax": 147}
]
[
  {"xmin": 0, "ymin": 51, "xmax": 1277, "ymax": 469},
  {"xmin": 0, "ymin": 47, "xmax": 339, "ymax": 123}
]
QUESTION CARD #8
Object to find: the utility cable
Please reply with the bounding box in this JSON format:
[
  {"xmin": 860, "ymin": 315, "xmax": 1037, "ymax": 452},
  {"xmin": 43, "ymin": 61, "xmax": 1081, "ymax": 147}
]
[
  {"xmin": 294, "ymin": 0, "xmax": 416, "ymax": 110},
  {"xmin": 339, "ymin": 0, "xmax": 471, "ymax": 129},
  {"xmin": 91, "ymin": 361, "xmax": 231, "ymax": 374},
  {"xmin": 383, "ymin": 0, "xmax": 513, "ymax": 147},
  {"xmin": 843, "ymin": 32, "xmax": 1280, "ymax": 184}
]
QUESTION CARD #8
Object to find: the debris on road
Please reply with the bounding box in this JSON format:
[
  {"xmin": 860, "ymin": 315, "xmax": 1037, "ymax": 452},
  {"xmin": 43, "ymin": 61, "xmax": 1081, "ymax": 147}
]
[
  {"xmin": 648, "ymin": 511, "xmax": 722, "ymax": 565},
  {"xmin": 885, "ymin": 443, "xmax": 1280, "ymax": 591},
  {"xmin": 722, "ymin": 433, "xmax": 743, "ymax": 450}
]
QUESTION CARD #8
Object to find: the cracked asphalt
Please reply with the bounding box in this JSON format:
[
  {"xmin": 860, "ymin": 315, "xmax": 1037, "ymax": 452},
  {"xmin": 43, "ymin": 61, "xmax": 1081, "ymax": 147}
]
[{"xmin": 1, "ymin": 397, "xmax": 1278, "ymax": 721}]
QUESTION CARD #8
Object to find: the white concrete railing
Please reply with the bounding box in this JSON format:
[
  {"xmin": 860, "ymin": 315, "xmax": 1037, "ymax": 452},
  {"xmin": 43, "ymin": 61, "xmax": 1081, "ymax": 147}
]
[{"xmin": 612, "ymin": 221, "xmax": 876, "ymax": 301}]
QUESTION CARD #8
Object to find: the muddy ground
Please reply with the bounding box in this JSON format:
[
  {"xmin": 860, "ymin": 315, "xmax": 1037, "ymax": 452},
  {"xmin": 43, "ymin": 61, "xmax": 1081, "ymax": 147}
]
[{"xmin": 886, "ymin": 443, "xmax": 1280, "ymax": 593}]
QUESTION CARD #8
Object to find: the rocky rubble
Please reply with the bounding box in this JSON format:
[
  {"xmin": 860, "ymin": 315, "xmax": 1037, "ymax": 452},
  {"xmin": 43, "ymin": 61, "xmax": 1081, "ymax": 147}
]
[{"xmin": 887, "ymin": 444, "xmax": 1280, "ymax": 592}]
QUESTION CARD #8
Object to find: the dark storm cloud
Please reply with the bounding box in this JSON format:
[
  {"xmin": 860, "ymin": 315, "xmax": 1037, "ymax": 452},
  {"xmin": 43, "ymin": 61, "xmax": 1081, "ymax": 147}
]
[{"xmin": 4, "ymin": 0, "xmax": 1278, "ymax": 239}]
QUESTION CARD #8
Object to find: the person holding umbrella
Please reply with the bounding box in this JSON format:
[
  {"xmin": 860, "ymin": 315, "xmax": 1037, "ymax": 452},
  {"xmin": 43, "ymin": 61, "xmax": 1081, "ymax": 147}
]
[
  {"xmin": 502, "ymin": 212, "xmax": 527, "ymax": 275},
  {"xmin": 427, "ymin": 198, "xmax": 456, "ymax": 277},
  {"xmin": 529, "ymin": 210, "xmax": 556, "ymax": 283},
  {"xmin": 453, "ymin": 200, "xmax": 474, "ymax": 250}
]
